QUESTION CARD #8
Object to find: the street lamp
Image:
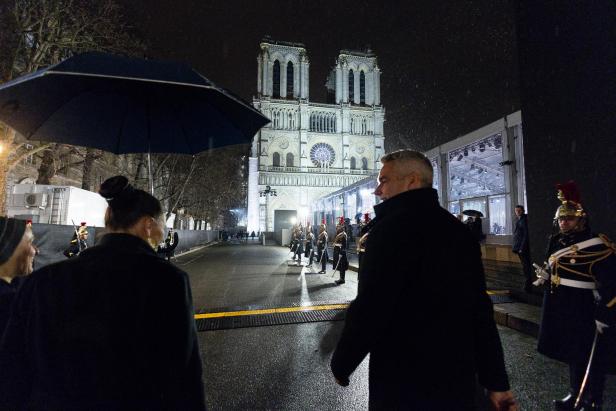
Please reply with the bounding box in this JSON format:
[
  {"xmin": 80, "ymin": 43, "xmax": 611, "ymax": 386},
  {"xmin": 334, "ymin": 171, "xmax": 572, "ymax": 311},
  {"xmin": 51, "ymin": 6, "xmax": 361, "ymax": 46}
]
[{"xmin": 259, "ymin": 185, "xmax": 277, "ymax": 232}]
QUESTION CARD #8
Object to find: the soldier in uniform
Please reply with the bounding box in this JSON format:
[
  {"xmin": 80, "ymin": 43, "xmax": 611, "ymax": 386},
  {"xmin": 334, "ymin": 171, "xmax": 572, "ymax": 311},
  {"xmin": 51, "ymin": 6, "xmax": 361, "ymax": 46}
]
[
  {"xmin": 332, "ymin": 217, "xmax": 349, "ymax": 285},
  {"xmin": 357, "ymin": 212, "xmax": 375, "ymax": 272},
  {"xmin": 534, "ymin": 181, "xmax": 616, "ymax": 411},
  {"xmin": 317, "ymin": 223, "xmax": 329, "ymax": 274},
  {"xmin": 305, "ymin": 229, "xmax": 315, "ymax": 268},
  {"xmin": 292, "ymin": 226, "xmax": 304, "ymax": 266},
  {"xmin": 63, "ymin": 222, "xmax": 89, "ymax": 258}
]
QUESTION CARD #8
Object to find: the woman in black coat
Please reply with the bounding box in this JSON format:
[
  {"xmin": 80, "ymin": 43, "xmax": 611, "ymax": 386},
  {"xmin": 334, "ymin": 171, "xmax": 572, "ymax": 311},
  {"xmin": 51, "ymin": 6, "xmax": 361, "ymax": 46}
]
[{"xmin": 0, "ymin": 176, "xmax": 206, "ymax": 410}]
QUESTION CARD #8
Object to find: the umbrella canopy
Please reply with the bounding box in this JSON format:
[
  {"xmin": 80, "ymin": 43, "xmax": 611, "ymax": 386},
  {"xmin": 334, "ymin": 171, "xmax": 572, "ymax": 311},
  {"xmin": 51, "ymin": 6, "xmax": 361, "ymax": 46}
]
[
  {"xmin": 0, "ymin": 52, "xmax": 269, "ymax": 154},
  {"xmin": 462, "ymin": 209, "xmax": 484, "ymax": 218}
]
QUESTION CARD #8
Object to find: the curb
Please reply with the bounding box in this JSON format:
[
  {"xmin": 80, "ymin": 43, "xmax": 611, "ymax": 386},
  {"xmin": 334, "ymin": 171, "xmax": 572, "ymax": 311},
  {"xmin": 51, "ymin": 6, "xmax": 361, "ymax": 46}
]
[{"xmin": 493, "ymin": 306, "xmax": 539, "ymax": 338}]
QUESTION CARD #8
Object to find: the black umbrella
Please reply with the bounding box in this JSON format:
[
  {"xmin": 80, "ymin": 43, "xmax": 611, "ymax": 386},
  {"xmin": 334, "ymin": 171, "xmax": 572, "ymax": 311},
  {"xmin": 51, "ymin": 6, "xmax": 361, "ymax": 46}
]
[
  {"xmin": 462, "ymin": 209, "xmax": 484, "ymax": 218},
  {"xmin": 0, "ymin": 52, "xmax": 269, "ymax": 154}
]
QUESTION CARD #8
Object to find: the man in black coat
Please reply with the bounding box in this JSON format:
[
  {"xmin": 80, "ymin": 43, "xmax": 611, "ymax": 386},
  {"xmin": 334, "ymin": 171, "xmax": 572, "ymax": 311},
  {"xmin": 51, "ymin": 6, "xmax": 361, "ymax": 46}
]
[
  {"xmin": 330, "ymin": 149, "xmax": 516, "ymax": 410},
  {"xmin": 512, "ymin": 205, "xmax": 533, "ymax": 292}
]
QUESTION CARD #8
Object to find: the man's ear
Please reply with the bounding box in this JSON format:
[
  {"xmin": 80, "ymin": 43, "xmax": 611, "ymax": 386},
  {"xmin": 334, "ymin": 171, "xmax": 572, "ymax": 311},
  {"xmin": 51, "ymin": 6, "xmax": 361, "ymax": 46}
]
[
  {"xmin": 406, "ymin": 172, "xmax": 418, "ymax": 190},
  {"xmin": 137, "ymin": 216, "xmax": 153, "ymax": 238}
]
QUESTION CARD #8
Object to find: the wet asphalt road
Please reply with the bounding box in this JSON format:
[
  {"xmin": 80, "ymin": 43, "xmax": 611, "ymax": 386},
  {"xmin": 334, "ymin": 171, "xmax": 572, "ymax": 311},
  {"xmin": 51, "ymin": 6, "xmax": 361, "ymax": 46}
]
[{"xmin": 176, "ymin": 241, "xmax": 616, "ymax": 410}]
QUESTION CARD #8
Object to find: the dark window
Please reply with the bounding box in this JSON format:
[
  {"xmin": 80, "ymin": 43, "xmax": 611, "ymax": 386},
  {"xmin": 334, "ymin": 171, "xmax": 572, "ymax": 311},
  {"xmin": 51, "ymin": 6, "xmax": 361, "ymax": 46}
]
[
  {"xmin": 286, "ymin": 152, "xmax": 294, "ymax": 167},
  {"xmin": 273, "ymin": 60, "xmax": 280, "ymax": 98},
  {"xmin": 361, "ymin": 157, "xmax": 368, "ymax": 170},
  {"xmin": 348, "ymin": 70, "xmax": 354, "ymax": 102},
  {"xmin": 273, "ymin": 152, "xmax": 280, "ymax": 167},
  {"xmin": 360, "ymin": 71, "xmax": 366, "ymax": 104},
  {"xmin": 287, "ymin": 62, "xmax": 294, "ymax": 97},
  {"xmin": 350, "ymin": 157, "xmax": 356, "ymax": 169}
]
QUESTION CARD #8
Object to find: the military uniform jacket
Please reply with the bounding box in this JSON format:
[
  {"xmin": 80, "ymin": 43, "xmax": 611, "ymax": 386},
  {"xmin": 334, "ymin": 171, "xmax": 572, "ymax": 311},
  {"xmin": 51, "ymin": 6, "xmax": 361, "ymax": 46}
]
[
  {"xmin": 333, "ymin": 232, "xmax": 349, "ymax": 272},
  {"xmin": 537, "ymin": 229, "xmax": 616, "ymax": 371},
  {"xmin": 331, "ymin": 188, "xmax": 509, "ymax": 409},
  {"xmin": 0, "ymin": 233, "xmax": 206, "ymax": 410}
]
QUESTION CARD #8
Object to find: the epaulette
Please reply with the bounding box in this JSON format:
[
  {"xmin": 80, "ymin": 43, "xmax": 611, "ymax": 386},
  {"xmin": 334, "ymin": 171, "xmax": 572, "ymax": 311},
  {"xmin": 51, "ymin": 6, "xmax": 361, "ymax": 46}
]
[{"xmin": 598, "ymin": 233, "xmax": 616, "ymax": 252}]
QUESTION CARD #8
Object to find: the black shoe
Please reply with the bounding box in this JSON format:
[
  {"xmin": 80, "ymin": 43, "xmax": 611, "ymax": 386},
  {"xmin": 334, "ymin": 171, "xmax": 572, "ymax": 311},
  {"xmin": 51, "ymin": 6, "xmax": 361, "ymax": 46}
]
[
  {"xmin": 553, "ymin": 394, "xmax": 575, "ymax": 411},
  {"xmin": 335, "ymin": 279, "xmax": 345, "ymax": 285}
]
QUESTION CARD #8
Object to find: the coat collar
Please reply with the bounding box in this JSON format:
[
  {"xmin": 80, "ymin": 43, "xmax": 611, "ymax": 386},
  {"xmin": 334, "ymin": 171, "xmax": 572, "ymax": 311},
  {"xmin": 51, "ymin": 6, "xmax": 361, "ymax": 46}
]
[
  {"xmin": 373, "ymin": 187, "xmax": 439, "ymax": 218},
  {"xmin": 95, "ymin": 233, "xmax": 157, "ymax": 256}
]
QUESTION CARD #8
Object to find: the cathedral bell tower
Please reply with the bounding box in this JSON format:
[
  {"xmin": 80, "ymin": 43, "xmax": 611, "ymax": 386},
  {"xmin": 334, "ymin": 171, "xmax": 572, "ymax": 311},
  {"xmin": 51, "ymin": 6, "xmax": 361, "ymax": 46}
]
[{"xmin": 257, "ymin": 38, "xmax": 309, "ymax": 100}]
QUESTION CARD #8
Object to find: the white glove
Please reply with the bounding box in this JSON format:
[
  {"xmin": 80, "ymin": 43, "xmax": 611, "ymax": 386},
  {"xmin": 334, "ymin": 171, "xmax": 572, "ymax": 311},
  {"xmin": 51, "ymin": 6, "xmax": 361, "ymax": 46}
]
[{"xmin": 596, "ymin": 320, "xmax": 609, "ymax": 334}]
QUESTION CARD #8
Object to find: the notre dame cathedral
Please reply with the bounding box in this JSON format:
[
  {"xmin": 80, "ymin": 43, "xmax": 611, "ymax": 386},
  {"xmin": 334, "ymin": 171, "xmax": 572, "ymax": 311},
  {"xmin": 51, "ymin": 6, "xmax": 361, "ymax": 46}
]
[{"xmin": 247, "ymin": 38, "xmax": 385, "ymax": 233}]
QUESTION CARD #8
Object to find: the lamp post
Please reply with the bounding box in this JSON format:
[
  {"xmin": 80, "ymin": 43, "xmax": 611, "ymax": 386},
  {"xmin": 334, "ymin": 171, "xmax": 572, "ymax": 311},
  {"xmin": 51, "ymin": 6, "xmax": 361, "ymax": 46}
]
[{"xmin": 259, "ymin": 185, "xmax": 277, "ymax": 233}]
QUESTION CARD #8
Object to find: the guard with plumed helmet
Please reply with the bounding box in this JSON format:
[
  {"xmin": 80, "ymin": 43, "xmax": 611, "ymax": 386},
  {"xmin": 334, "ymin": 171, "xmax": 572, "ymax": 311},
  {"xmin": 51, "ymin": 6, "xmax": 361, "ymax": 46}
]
[
  {"xmin": 534, "ymin": 181, "xmax": 616, "ymax": 410},
  {"xmin": 332, "ymin": 217, "xmax": 349, "ymax": 285}
]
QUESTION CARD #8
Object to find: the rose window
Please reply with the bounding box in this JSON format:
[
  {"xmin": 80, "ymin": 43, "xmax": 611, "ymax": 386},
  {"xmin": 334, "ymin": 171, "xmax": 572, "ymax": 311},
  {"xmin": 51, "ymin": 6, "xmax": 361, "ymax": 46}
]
[{"xmin": 310, "ymin": 143, "xmax": 335, "ymax": 167}]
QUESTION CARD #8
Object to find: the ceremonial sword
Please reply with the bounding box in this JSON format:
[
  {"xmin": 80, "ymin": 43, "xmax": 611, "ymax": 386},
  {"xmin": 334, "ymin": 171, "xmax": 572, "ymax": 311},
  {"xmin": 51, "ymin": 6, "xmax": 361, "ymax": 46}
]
[{"xmin": 574, "ymin": 329, "xmax": 599, "ymax": 409}]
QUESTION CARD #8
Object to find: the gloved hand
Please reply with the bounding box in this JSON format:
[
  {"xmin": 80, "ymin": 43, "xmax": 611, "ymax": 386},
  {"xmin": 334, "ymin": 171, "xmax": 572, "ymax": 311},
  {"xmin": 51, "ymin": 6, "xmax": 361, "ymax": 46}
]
[{"xmin": 596, "ymin": 320, "xmax": 609, "ymax": 334}]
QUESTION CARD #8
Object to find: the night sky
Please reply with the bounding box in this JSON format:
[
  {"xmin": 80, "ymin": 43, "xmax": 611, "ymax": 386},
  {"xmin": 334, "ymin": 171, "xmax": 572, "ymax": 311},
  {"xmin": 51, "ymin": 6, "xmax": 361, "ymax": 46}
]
[{"xmin": 119, "ymin": 0, "xmax": 520, "ymax": 151}]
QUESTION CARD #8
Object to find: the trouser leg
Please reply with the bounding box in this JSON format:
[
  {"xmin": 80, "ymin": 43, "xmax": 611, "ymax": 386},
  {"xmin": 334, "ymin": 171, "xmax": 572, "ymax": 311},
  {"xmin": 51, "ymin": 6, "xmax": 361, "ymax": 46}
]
[{"xmin": 518, "ymin": 251, "xmax": 533, "ymax": 291}]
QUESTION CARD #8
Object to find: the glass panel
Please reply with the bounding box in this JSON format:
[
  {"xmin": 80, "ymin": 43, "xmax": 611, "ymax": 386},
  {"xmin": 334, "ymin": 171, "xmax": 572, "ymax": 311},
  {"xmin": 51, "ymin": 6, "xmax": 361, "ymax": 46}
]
[
  {"xmin": 447, "ymin": 133, "xmax": 505, "ymax": 201},
  {"xmin": 431, "ymin": 157, "xmax": 439, "ymax": 192},
  {"xmin": 489, "ymin": 195, "xmax": 508, "ymax": 235},
  {"xmin": 461, "ymin": 197, "xmax": 487, "ymax": 217},
  {"xmin": 449, "ymin": 201, "xmax": 460, "ymax": 216}
]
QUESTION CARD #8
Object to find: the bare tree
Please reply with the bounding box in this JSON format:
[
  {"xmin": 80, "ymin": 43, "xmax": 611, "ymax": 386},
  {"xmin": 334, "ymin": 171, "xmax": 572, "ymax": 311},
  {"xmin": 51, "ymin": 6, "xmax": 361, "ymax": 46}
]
[{"xmin": 0, "ymin": 0, "xmax": 145, "ymax": 214}]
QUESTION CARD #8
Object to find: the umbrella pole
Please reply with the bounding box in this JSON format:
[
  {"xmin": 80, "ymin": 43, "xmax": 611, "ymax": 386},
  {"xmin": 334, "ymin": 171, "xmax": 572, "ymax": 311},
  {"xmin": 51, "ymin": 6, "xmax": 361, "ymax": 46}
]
[{"xmin": 147, "ymin": 151, "xmax": 154, "ymax": 195}]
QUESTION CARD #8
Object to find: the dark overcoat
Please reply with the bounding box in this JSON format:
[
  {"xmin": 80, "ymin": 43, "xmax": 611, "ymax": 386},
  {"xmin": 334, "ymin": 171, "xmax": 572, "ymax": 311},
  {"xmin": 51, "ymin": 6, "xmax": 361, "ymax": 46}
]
[
  {"xmin": 0, "ymin": 277, "xmax": 22, "ymax": 335},
  {"xmin": 0, "ymin": 233, "xmax": 206, "ymax": 410},
  {"xmin": 331, "ymin": 188, "xmax": 509, "ymax": 410},
  {"xmin": 512, "ymin": 214, "xmax": 530, "ymax": 253},
  {"xmin": 537, "ymin": 229, "xmax": 616, "ymax": 372}
]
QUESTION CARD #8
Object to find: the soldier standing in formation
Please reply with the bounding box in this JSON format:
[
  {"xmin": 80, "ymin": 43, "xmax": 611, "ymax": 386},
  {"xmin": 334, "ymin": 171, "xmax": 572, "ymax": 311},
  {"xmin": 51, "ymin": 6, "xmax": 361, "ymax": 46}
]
[
  {"xmin": 291, "ymin": 226, "xmax": 304, "ymax": 266},
  {"xmin": 534, "ymin": 182, "xmax": 616, "ymax": 411},
  {"xmin": 332, "ymin": 217, "xmax": 349, "ymax": 285},
  {"xmin": 317, "ymin": 223, "xmax": 329, "ymax": 274},
  {"xmin": 357, "ymin": 213, "xmax": 374, "ymax": 271},
  {"xmin": 305, "ymin": 230, "xmax": 315, "ymax": 268},
  {"xmin": 63, "ymin": 222, "xmax": 89, "ymax": 258}
]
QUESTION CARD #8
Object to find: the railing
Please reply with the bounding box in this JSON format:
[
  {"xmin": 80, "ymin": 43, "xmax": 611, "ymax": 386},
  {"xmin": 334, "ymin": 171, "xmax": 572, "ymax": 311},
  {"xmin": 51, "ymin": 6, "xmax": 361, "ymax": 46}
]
[{"xmin": 258, "ymin": 165, "xmax": 374, "ymax": 175}]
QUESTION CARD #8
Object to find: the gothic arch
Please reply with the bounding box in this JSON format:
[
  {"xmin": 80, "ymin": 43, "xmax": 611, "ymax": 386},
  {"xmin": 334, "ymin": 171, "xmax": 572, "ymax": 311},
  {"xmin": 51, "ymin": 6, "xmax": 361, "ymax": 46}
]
[
  {"xmin": 360, "ymin": 71, "xmax": 366, "ymax": 104},
  {"xmin": 272, "ymin": 152, "xmax": 281, "ymax": 167},
  {"xmin": 350, "ymin": 157, "xmax": 357, "ymax": 169},
  {"xmin": 348, "ymin": 69, "xmax": 355, "ymax": 102},
  {"xmin": 272, "ymin": 60, "xmax": 281, "ymax": 98},
  {"xmin": 286, "ymin": 61, "xmax": 294, "ymax": 97},
  {"xmin": 361, "ymin": 157, "xmax": 368, "ymax": 170},
  {"xmin": 286, "ymin": 152, "xmax": 294, "ymax": 167}
]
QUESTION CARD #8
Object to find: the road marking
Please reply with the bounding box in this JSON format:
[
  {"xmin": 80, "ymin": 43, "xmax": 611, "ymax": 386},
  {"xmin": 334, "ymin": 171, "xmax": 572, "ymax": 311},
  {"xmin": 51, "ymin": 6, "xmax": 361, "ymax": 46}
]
[
  {"xmin": 194, "ymin": 304, "xmax": 349, "ymax": 319},
  {"xmin": 194, "ymin": 290, "xmax": 507, "ymax": 320}
]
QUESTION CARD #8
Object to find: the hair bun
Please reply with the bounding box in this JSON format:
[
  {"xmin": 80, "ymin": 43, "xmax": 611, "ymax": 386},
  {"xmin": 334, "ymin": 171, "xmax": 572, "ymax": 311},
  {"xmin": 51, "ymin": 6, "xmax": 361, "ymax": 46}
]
[{"xmin": 99, "ymin": 176, "xmax": 131, "ymax": 200}]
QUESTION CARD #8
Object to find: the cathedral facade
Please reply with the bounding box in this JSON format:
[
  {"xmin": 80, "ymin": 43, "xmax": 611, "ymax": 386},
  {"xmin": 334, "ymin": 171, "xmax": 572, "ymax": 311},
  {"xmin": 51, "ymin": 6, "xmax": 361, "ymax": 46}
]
[{"xmin": 247, "ymin": 39, "xmax": 385, "ymax": 233}]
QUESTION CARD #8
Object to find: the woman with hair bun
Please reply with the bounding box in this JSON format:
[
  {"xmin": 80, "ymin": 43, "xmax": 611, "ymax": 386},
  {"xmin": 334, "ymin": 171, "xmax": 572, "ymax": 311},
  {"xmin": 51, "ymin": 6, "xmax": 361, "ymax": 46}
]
[{"xmin": 0, "ymin": 176, "xmax": 206, "ymax": 410}]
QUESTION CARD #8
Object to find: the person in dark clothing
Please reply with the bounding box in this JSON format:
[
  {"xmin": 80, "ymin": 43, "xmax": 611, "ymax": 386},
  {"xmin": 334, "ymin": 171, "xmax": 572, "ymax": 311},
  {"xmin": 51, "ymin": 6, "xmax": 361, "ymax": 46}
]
[
  {"xmin": 535, "ymin": 181, "xmax": 616, "ymax": 411},
  {"xmin": 331, "ymin": 150, "xmax": 517, "ymax": 410},
  {"xmin": 332, "ymin": 218, "xmax": 349, "ymax": 285},
  {"xmin": 317, "ymin": 223, "xmax": 329, "ymax": 274},
  {"xmin": 0, "ymin": 176, "xmax": 206, "ymax": 410},
  {"xmin": 357, "ymin": 212, "xmax": 374, "ymax": 270},
  {"xmin": 164, "ymin": 228, "xmax": 180, "ymax": 261},
  {"xmin": 0, "ymin": 218, "xmax": 36, "ymax": 334},
  {"xmin": 467, "ymin": 215, "xmax": 486, "ymax": 242},
  {"xmin": 305, "ymin": 230, "xmax": 315, "ymax": 268},
  {"xmin": 63, "ymin": 222, "xmax": 89, "ymax": 258},
  {"xmin": 512, "ymin": 205, "xmax": 534, "ymax": 292}
]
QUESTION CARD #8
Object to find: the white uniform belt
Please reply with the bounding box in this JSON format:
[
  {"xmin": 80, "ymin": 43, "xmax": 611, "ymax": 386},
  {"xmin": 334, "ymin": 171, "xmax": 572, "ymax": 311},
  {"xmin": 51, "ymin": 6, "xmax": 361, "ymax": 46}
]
[
  {"xmin": 548, "ymin": 237, "xmax": 604, "ymax": 268},
  {"xmin": 553, "ymin": 277, "xmax": 597, "ymax": 289}
]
